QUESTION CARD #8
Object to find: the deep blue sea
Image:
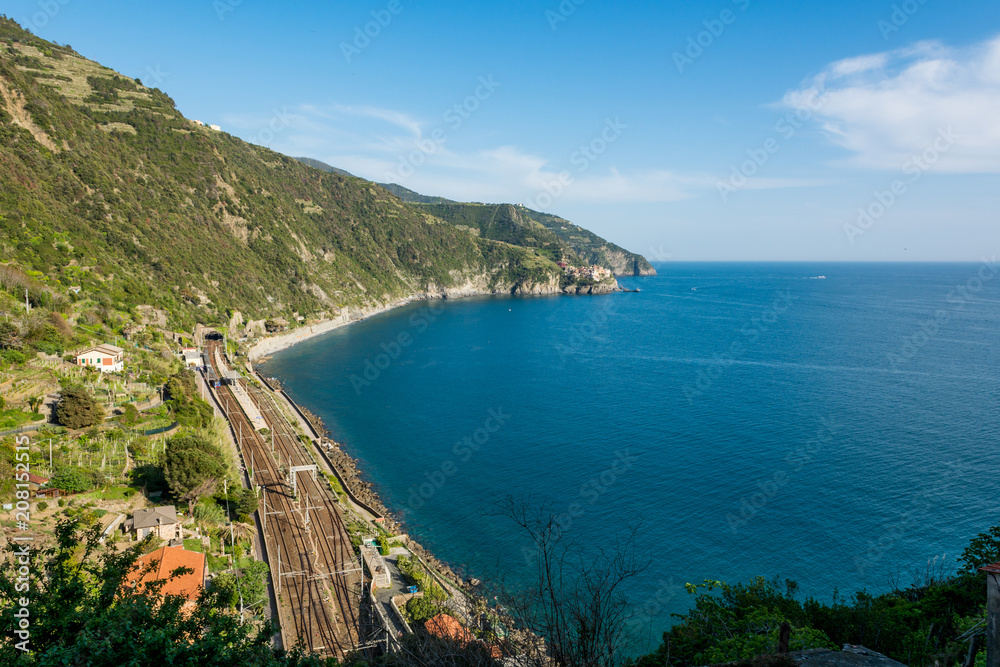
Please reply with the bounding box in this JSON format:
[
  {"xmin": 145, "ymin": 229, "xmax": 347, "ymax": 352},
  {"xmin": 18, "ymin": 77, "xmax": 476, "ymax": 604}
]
[{"xmin": 260, "ymin": 262, "xmax": 1000, "ymax": 650}]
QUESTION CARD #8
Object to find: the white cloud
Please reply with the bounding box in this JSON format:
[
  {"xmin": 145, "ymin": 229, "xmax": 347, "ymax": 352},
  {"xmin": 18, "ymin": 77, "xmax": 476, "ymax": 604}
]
[
  {"xmin": 782, "ymin": 34, "xmax": 1000, "ymax": 172},
  {"xmin": 247, "ymin": 103, "xmax": 719, "ymax": 205}
]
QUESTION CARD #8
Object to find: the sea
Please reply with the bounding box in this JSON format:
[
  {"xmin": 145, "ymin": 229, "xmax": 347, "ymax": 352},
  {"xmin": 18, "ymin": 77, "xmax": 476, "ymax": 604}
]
[{"xmin": 259, "ymin": 262, "xmax": 1000, "ymax": 651}]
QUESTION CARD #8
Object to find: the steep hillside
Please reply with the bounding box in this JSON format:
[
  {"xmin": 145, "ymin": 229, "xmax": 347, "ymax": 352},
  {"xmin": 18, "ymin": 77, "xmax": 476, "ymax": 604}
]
[
  {"xmin": 375, "ymin": 184, "xmax": 655, "ymax": 276},
  {"xmin": 375, "ymin": 182, "xmax": 455, "ymax": 205},
  {"xmin": 522, "ymin": 207, "xmax": 657, "ymax": 276},
  {"xmin": 293, "ymin": 157, "xmax": 355, "ymax": 178},
  {"xmin": 0, "ymin": 18, "xmax": 575, "ymax": 330}
]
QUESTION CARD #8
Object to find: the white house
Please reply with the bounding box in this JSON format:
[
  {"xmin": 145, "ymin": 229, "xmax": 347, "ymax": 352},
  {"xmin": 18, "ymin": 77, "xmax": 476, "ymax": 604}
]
[{"xmin": 76, "ymin": 344, "xmax": 124, "ymax": 373}]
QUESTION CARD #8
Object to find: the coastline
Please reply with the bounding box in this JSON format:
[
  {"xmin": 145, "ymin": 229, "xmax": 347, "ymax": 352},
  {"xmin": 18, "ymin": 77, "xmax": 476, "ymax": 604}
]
[
  {"xmin": 248, "ymin": 277, "xmax": 621, "ymax": 362},
  {"xmin": 248, "ymin": 283, "xmax": 624, "ymax": 593}
]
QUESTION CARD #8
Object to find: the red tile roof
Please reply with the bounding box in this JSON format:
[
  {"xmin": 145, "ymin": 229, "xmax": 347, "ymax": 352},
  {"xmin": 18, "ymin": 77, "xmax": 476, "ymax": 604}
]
[
  {"xmin": 128, "ymin": 546, "xmax": 205, "ymax": 602},
  {"xmin": 425, "ymin": 613, "xmax": 474, "ymax": 644}
]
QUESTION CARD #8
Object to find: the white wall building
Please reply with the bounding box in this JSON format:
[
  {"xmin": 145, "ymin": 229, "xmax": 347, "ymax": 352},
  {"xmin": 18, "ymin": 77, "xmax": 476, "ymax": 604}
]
[{"xmin": 75, "ymin": 344, "xmax": 124, "ymax": 373}]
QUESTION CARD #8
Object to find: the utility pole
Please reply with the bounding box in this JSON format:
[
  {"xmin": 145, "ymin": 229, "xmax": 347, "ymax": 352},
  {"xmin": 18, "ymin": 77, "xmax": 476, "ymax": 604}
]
[{"xmin": 24, "ymin": 289, "xmax": 30, "ymax": 314}]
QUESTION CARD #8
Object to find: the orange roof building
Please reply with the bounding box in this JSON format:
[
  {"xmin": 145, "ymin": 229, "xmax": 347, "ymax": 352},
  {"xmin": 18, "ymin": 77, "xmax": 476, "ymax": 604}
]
[
  {"xmin": 128, "ymin": 546, "xmax": 206, "ymax": 605},
  {"xmin": 425, "ymin": 614, "xmax": 503, "ymax": 659},
  {"xmin": 425, "ymin": 613, "xmax": 475, "ymax": 644}
]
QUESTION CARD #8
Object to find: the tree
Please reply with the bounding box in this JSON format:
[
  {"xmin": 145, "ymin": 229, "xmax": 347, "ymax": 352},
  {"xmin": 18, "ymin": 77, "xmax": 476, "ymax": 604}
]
[
  {"xmin": 27, "ymin": 394, "xmax": 41, "ymax": 414},
  {"xmin": 120, "ymin": 402, "xmax": 140, "ymax": 424},
  {"xmin": 487, "ymin": 497, "xmax": 652, "ymax": 667},
  {"xmin": 406, "ymin": 594, "xmax": 446, "ymax": 624},
  {"xmin": 958, "ymin": 525, "xmax": 1000, "ymax": 576},
  {"xmin": 55, "ymin": 385, "xmax": 104, "ymax": 429},
  {"xmin": 211, "ymin": 560, "xmax": 270, "ymax": 611},
  {"xmin": 51, "ymin": 465, "xmax": 94, "ymax": 493},
  {"xmin": 0, "ymin": 320, "xmax": 21, "ymax": 349},
  {"xmin": 163, "ymin": 434, "xmax": 225, "ymax": 513},
  {"xmin": 0, "ymin": 517, "xmax": 331, "ymax": 665}
]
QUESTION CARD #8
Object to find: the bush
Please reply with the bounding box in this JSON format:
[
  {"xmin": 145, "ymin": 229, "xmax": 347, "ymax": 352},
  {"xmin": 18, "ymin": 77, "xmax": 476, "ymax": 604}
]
[
  {"xmin": 1, "ymin": 349, "xmax": 26, "ymax": 365},
  {"xmin": 407, "ymin": 594, "xmax": 447, "ymax": 624},
  {"xmin": 50, "ymin": 466, "xmax": 93, "ymax": 493},
  {"xmin": 120, "ymin": 403, "xmax": 139, "ymax": 424},
  {"xmin": 36, "ymin": 501, "xmax": 48, "ymax": 511}
]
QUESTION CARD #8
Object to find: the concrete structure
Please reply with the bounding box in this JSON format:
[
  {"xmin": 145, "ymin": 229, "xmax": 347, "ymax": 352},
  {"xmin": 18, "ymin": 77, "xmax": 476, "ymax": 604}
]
[
  {"xmin": 98, "ymin": 513, "xmax": 125, "ymax": 543},
  {"xmin": 361, "ymin": 545, "xmax": 391, "ymax": 589},
  {"xmin": 125, "ymin": 506, "xmax": 181, "ymax": 541},
  {"xmin": 182, "ymin": 348, "xmax": 202, "ymax": 367},
  {"xmin": 982, "ymin": 563, "xmax": 1000, "ymax": 667},
  {"xmin": 128, "ymin": 546, "xmax": 206, "ymax": 608},
  {"xmin": 75, "ymin": 344, "xmax": 124, "ymax": 373}
]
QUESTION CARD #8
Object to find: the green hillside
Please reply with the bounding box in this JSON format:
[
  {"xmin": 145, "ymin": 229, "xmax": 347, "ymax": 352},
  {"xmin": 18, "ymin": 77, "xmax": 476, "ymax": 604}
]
[
  {"xmin": 0, "ymin": 18, "xmax": 569, "ymax": 331},
  {"xmin": 376, "ymin": 185, "xmax": 656, "ymax": 276}
]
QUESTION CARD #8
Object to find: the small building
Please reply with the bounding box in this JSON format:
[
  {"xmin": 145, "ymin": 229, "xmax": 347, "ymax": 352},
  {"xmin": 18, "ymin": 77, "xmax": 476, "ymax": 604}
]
[
  {"xmin": 125, "ymin": 506, "xmax": 182, "ymax": 541},
  {"xmin": 361, "ymin": 545, "xmax": 391, "ymax": 589},
  {"xmin": 76, "ymin": 344, "xmax": 124, "ymax": 373},
  {"xmin": 127, "ymin": 546, "xmax": 206, "ymax": 608},
  {"xmin": 425, "ymin": 614, "xmax": 475, "ymax": 645},
  {"xmin": 27, "ymin": 473, "xmax": 49, "ymax": 493},
  {"xmin": 182, "ymin": 348, "xmax": 202, "ymax": 367},
  {"xmin": 98, "ymin": 513, "xmax": 126, "ymax": 543}
]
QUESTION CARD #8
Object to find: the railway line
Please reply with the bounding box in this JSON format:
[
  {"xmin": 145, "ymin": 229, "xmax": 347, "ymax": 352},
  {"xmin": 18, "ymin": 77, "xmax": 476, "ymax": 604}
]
[{"xmin": 204, "ymin": 339, "xmax": 363, "ymax": 657}]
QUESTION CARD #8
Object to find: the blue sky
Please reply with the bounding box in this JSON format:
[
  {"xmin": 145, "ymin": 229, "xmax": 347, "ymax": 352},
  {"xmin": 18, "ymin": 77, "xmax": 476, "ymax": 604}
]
[{"xmin": 9, "ymin": 0, "xmax": 1000, "ymax": 260}]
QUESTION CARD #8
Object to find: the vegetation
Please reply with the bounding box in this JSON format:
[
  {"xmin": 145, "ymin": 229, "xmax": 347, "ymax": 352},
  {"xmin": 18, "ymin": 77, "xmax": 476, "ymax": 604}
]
[
  {"xmin": 0, "ymin": 517, "xmax": 337, "ymax": 666},
  {"xmin": 211, "ymin": 559, "xmax": 270, "ymax": 611},
  {"xmin": 54, "ymin": 385, "xmax": 104, "ymax": 429},
  {"xmin": 631, "ymin": 523, "xmax": 1000, "ymax": 667},
  {"xmin": 0, "ymin": 16, "xmax": 613, "ymax": 333},
  {"xmin": 163, "ymin": 433, "xmax": 225, "ymax": 513},
  {"xmin": 50, "ymin": 464, "xmax": 96, "ymax": 493}
]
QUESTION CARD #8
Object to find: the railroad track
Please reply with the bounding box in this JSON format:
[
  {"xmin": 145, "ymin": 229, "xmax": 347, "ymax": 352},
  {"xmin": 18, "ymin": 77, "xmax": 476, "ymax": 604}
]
[{"xmin": 204, "ymin": 340, "xmax": 362, "ymax": 657}]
